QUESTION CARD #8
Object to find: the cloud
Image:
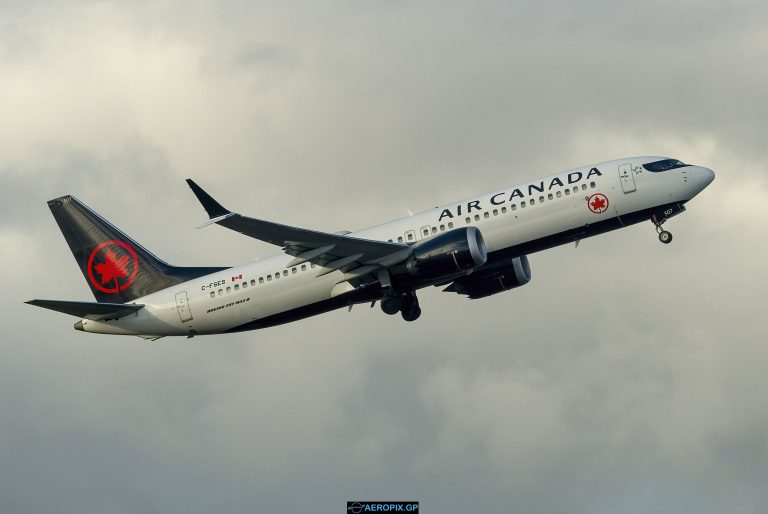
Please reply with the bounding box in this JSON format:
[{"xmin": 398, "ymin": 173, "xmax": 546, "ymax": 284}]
[{"xmin": 1, "ymin": 1, "xmax": 767, "ymax": 513}]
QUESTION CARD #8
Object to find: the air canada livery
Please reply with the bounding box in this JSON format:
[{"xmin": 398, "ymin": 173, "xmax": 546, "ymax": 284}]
[{"xmin": 27, "ymin": 157, "xmax": 714, "ymax": 338}]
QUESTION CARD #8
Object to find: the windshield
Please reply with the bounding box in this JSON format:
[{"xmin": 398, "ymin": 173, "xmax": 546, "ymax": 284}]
[{"xmin": 642, "ymin": 159, "xmax": 688, "ymax": 172}]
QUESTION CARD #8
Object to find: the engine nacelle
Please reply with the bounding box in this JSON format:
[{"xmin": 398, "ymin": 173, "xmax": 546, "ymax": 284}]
[
  {"xmin": 406, "ymin": 227, "xmax": 487, "ymax": 279},
  {"xmin": 444, "ymin": 255, "xmax": 532, "ymax": 299}
]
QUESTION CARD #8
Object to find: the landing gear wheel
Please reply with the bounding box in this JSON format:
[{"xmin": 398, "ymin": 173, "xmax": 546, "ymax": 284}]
[
  {"xmin": 401, "ymin": 305, "xmax": 422, "ymax": 322},
  {"xmin": 380, "ymin": 295, "xmax": 401, "ymax": 315},
  {"xmin": 399, "ymin": 291, "xmax": 421, "ymax": 322},
  {"xmin": 658, "ymin": 230, "xmax": 673, "ymax": 244}
]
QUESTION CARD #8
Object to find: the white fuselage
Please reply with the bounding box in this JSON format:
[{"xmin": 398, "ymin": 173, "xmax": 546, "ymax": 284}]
[{"xmin": 77, "ymin": 156, "xmax": 714, "ymax": 337}]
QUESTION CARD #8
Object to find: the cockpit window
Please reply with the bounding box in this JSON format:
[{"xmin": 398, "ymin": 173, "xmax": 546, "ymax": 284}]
[{"xmin": 643, "ymin": 159, "xmax": 688, "ymax": 172}]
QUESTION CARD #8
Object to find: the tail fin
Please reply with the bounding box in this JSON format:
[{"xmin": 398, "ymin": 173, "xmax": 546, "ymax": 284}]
[{"xmin": 48, "ymin": 195, "xmax": 226, "ymax": 303}]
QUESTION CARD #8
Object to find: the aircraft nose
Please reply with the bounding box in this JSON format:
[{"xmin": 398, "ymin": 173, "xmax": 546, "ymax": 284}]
[{"xmin": 699, "ymin": 167, "xmax": 715, "ymax": 188}]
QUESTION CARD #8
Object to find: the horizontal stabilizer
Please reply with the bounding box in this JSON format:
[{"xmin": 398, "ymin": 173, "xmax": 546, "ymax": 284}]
[{"xmin": 25, "ymin": 299, "xmax": 144, "ymax": 321}]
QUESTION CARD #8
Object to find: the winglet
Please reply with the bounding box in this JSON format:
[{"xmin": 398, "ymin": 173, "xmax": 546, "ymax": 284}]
[{"xmin": 186, "ymin": 179, "xmax": 230, "ymax": 219}]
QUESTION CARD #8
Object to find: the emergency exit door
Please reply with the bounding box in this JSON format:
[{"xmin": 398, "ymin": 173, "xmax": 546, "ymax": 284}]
[
  {"xmin": 175, "ymin": 291, "xmax": 193, "ymax": 322},
  {"xmin": 619, "ymin": 163, "xmax": 636, "ymax": 193}
]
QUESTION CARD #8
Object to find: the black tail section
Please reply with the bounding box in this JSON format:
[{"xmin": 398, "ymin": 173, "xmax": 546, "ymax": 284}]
[{"xmin": 48, "ymin": 195, "xmax": 227, "ymax": 303}]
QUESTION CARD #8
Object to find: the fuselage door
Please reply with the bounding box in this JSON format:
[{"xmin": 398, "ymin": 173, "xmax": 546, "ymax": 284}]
[
  {"xmin": 175, "ymin": 291, "xmax": 193, "ymax": 323},
  {"xmin": 619, "ymin": 163, "xmax": 637, "ymax": 193}
]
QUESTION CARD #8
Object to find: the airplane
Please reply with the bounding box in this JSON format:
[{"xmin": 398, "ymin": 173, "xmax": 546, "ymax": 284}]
[{"xmin": 26, "ymin": 156, "xmax": 715, "ymax": 338}]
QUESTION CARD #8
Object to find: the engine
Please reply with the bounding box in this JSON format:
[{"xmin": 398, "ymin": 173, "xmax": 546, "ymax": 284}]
[
  {"xmin": 406, "ymin": 227, "xmax": 487, "ymax": 280},
  {"xmin": 444, "ymin": 255, "xmax": 532, "ymax": 299}
]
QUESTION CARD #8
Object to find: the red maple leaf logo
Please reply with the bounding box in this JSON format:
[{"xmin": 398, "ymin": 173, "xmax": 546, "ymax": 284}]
[
  {"xmin": 590, "ymin": 196, "xmax": 606, "ymax": 211},
  {"xmin": 94, "ymin": 249, "xmax": 131, "ymax": 285}
]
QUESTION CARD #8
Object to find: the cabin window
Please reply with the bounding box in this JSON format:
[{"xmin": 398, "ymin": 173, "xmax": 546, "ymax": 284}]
[
  {"xmin": 548, "ymin": 193, "xmax": 553, "ymax": 200},
  {"xmin": 493, "ymin": 209, "xmax": 498, "ymax": 216},
  {"xmin": 530, "ymin": 199, "xmax": 535, "ymax": 205},
  {"xmin": 432, "ymin": 226, "xmax": 438, "ymax": 234},
  {"xmin": 274, "ymin": 273, "xmax": 280, "ymax": 279},
  {"xmin": 483, "ymin": 212, "xmax": 489, "ymax": 218},
  {"xmin": 439, "ymin": 224, "xmax": 445, "ymax": 231},
  {"xmin": 565, "ymin": 189, "xmax": 571, "ymax": 196},
  {"xmin": 267, "ymin": 276, "xmax": 272, "ymax": 282},
  {"xmin": 521, "ymin": 201, "xmax": 527, "ymax": 208},
  {"xmin": 556, "ymin": 191, "xmax": 562, "ymax": 198},
  {"xmin": 407, "ymin": 232, "xmax": 414, "ymax": 241},
  {"xmin": 511, "ymin": 204, "xmax": 517, "ymax": 211},
  {"xmin": 387, "ymin": 239, "xmax": 393, "ymax": 242},
  {"xmin": 218, "ymin": 289, "xmax": 223, "ymax": 295},
  {"xmin": 423, "ymin": 228, "xmax": 429, "ymax": 236},
  {"xmin": 448, "ymin": 222, "xmax": 454, "ymax": 229},
  {"xmin": 234, "ymin": 284, "xmax": 240, "ymax": 291},
  {"xmin": 539, "ymin": 195, "xmax": 545, "ymax": 203},
  {"xmin": 258, "ymin": 277, "xmax": 264, "ymax": 284},
  {"xmin": 209, "ymin": 291, "xmax": 215, "ymax": 298},
  {"xmin": 251, "ymin": 279, "xmax": 256, "ymax": 286},
  {"xmin": 281, "ymin": 270, "xmax": 287, "ymax": 277},
  {"xmin": 226, "ymin": 286, "xmax": 231, "ymax": 293},
  {"xmin": 301, "ymin": 264, "xmax": 307, "ymax": 271},
  {"xmin": 465, "ymin": 217, "xmax": 471, "ymax": 224},
  {"xmin": 397, "ymin": 236, "xmax": 403, "ymax": 243},
  {"xmin": 474, "ymin": 214, "xmax": 480, "ymax": 221},
  {"xmin": 590, "ymin": 181, "xmax": 596, "ymax": 188},
  {"xmin": 501, "ymin": 206, "xmax": 507, "ymax": 213},
  {"xmin": 581, "ymin": 184, "xmax": 587, "ymax": 191},
  {"xmin": 292, "ymin": 267, "xmax": 297, "ymax": 274}
]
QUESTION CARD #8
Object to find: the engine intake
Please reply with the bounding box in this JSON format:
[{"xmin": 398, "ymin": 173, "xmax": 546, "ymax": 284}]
[{"xmin": 406, "ymin": 227, "xmax": 487, "ymax": 279}]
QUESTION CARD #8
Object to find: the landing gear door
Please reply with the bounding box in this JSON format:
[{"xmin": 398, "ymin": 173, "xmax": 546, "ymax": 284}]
[
  {"xmin": 175, "ymin": 291, "xmax": 193, "ymax": 322},
  {"xmin": 619, "ymin": 163, "xmax": 636, "ymax": 193}
]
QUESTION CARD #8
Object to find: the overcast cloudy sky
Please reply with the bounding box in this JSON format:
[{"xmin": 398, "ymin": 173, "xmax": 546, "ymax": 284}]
[{"xmin": 2, "ymin": 1, "xmax": 767, "ymax": 513}]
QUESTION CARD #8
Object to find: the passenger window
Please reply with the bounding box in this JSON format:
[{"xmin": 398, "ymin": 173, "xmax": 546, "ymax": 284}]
[
  {"xmin": 492, "ymin": 209, "xmax": 498, "ymax": 216},
  {"xmin": 274, "ymin": 273, "xmax": 280, "ymax": 279},
  {"xmin": 397, "ymin": 236, "xmax": 403, "ymax": 243},
  {"xmin": 432, "ymin": 227, "xmax": 437, "ymax": 234},
  {"xmin": 530, "ymin": 199, "xmax": 535, "ymax": 205},
  {"xmin": 474, "ymin": 214, "xmax": 480, "ymax": 221},
  {"xmin": 590, "ymin": 181, "xmax": 596, "ymax": 188},
  {"xmin": 521, "ymin": 201, "xmax": 527, "ymax": 208},
  {"xmin": 556, "ymin": 191, "xmax": 562, "ymax": 198},
  {"xmin": 301, "ymin": 264, "xmax": 307, "ymax": 271},
  {"xmin": 565, "ymin": 189, "xmax": 571, "ymax": 196},
  {"xmin": 387, "ymin": 239, "xmax": 393, "ymax": 243},
  {"xmin": 465, "ymin": 217, "xmax": 471, "ymax": 224},
  {"xmin": 226, "ymin": 286, "xmax": 231, "ymax": 293},
  {"xmin": 511, "ymin": 204, "xmax": 517, "ymax": 210},
  {"xmin": 292, "ymin": 267, "xmax": 297, "ymax": 274},
  {"xmin": 582, "ymin": 184, "xmax": 587, "ymax": 191},
  {"xmin": 483, "ymin": 212, "xmax": 489, "ymax": 218},
  {"xmin": 258, "ymin": 277, "xmax": 264, "ymax": 284},
  {"xmin": 539, "ymin": 196, "xmax": 544, "ymax": 203},
  {"xmin": 209, "ymin": 291, "xmax": 215, "ymax": 298},
  {"xmin": 439, "ymin": 224, "xmax": 445, "ymax": 231},
  {"xmin": 448, "ymin": 222, "xmax": 454, "ymax": 229},
  {"xmin": 251, "ymin": 279, "xmax": 256, "ymax": 286},
  {"xmin": 501, "ymin": 206, "xmax": 507, "ymax": 213},
  {"xmin": 218, "ymin": 289, "xmax": 223, "ymax": 295},
  {"xmin": 234, "ymin": 284, "xmax": 240, "ymax": 291},
  {"xmin": 548, "ymin": 193, "xmax": 553, "ymax": 200},
  {"xmin": 407, "ymin": 233, "xmax": 414, "ymax": 241},
  {"xmin": 267, "ymin": 276, "xmax": 272, "ymax": 282},
  {"xmin": 423, "ymin": 228, "xmax": 429, "ymax": 236},
  {"xmin": 281, "ymin": 270, "xmax": 286, "ymax": 277}
]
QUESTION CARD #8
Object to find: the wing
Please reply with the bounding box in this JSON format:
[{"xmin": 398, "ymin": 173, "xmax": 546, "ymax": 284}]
[{"xmin": 186, "ymin": 179, "xmax": 411, "ymax": 284}]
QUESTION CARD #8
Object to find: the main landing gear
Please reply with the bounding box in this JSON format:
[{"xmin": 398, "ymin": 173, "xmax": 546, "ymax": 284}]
[{"xmin": 380, "ymin": 290, "xmax": 421, "ymax": 322}]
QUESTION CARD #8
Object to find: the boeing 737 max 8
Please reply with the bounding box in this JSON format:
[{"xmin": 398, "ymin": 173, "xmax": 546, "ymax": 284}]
[{"xmin": 27, "ymin": 156, "xmax": 714, "ymax": 338}]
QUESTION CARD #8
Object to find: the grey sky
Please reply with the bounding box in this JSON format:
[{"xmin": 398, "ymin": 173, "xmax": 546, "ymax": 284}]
[{"xmin": 2, "ymin": 1, "xmax": 767, "ymax": 513}]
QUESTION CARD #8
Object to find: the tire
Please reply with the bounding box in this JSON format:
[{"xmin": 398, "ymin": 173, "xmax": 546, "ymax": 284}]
[
  {"xmin": 658, "ymin": 230, "xmax": 673, "ymax": 244},
  {"xmin": 401, "ymin": 305, "xmax": 421, "ymax": 322},
  {"xmin": 380, "ymin": 296, "xmax": 401, "ymax": 315}
]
